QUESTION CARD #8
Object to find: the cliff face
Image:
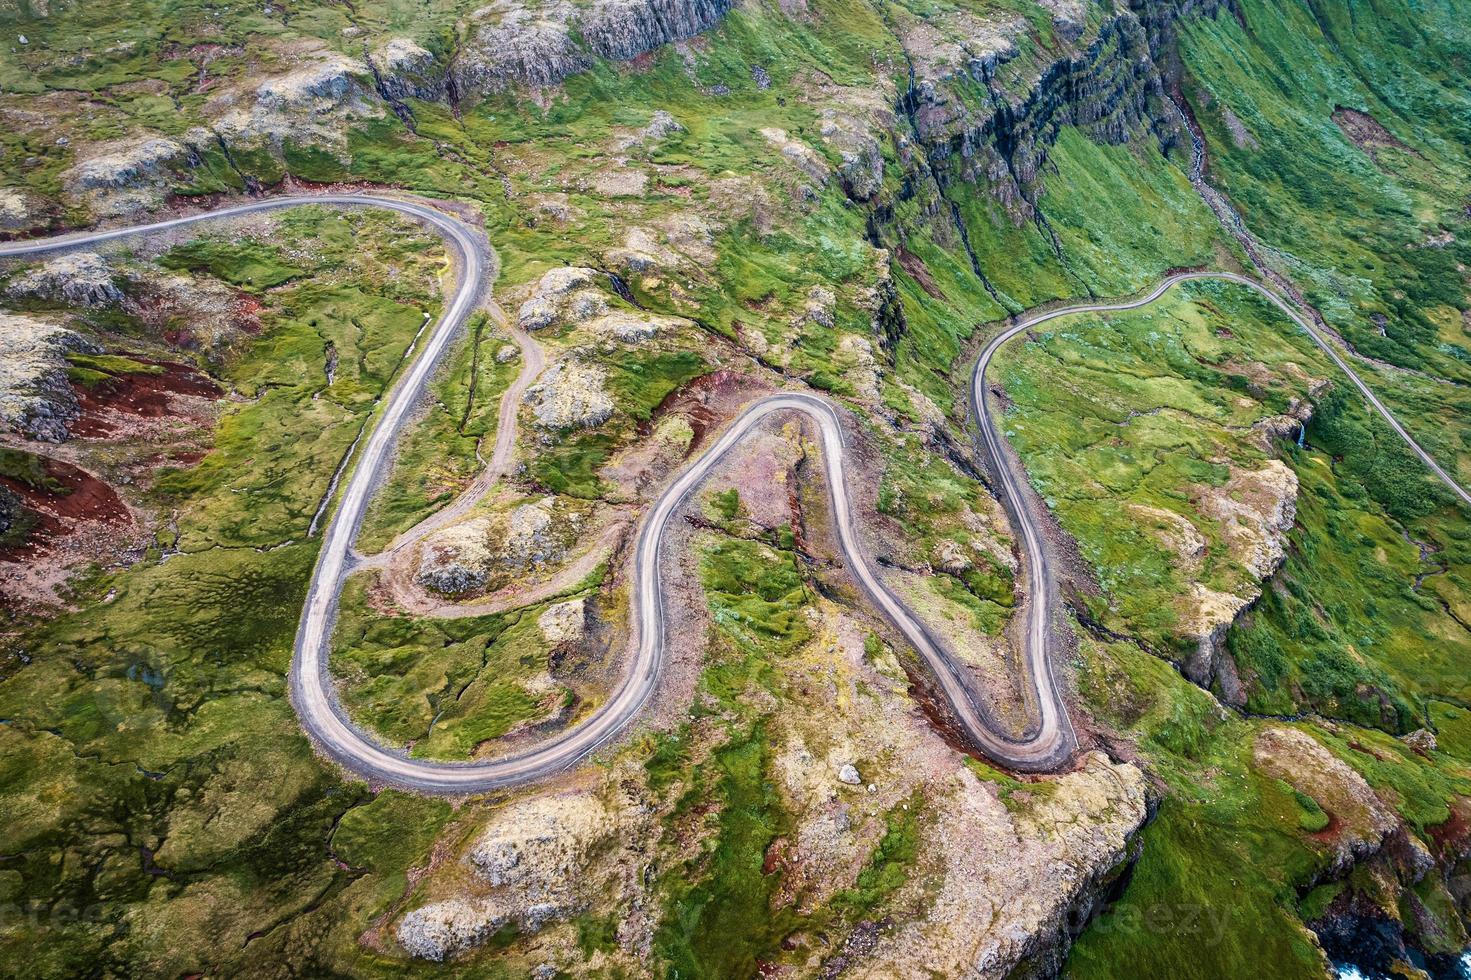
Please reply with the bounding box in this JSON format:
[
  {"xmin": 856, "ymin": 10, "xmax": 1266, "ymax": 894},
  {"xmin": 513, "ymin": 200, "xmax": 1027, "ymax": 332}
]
[
  {"xmin": 454, "ymin": 0, "xmax": 737, "ymax": 93},
  {"xmin": 902, "ymin": 9, "xmax": 1183, "ymax": 220},
  {"xmin": 581, "ymin": 0, "xmax": 735, "ymax": 61}
]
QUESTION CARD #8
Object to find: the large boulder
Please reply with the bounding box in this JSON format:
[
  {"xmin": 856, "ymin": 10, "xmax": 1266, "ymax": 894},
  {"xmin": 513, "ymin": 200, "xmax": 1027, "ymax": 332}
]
[{"xmin": 523, "ymin": 359, "xmax": 614, "ymax": 430}]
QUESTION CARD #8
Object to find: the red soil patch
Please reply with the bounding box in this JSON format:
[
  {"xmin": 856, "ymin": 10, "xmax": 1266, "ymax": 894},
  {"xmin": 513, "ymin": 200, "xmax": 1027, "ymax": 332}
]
[
  {"xmin": 896, "ymin": 246, "xmax": 945, "ymax": 300},
  {"xmin": 70, "ymin": 358, "xmax": 222, "ymax": 438},
  {"xmin": 232, "ymin": 292, "xmax": 264, "ymax": 333},
  {"xmin": 641, "ymin": 369, "xmax": 770, "ymax": 444},
  {"xmin": 0, "ymin": 456, "xmax": 130, "ymax": 562},
  {"xmin": 1427, "ymin": 797, "xmax": 1471, "ymax": 859}
]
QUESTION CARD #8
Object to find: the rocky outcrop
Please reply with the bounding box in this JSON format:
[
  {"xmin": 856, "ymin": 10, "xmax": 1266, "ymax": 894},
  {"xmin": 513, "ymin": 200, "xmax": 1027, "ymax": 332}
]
[
  {"xmin": 820, "ymin": 109, "xmax": 886, "ymax": 201},
  {"xmin": 370, "ymin": 38, "xmax": 447, "ymax": 101},
  {"xmin": 0, "ymin": 312, "xmax": 100, "ymax": 442},
  {"xmin": 456, "ymin": 0, "xmax": 735, "ymax": 92},
  {"xmin": 397, "ymin": 898, "xmax": 510, "ymax": 963},
  {"xmin": 6, "ymin": 252, "xmax": 123, "ymax": 307},
  {"xmin": 537, "ymin": 597, "xmax": 589, "ymax": 645},
  {"xmin": 581, "ymin": 0, "xmax": 734, "ymax": 60},
  {"xmin": 516, "ymin": 266, "xmax": 604, "ymax": 331},
  {"xmin": 416, "ymin": 497, "xmax": 584, "ymax": 595},
  {"xmin": 211, "ymin": 52, "xmax": 380, "ymax": 152},
  {"xmin": 1172, "ymin": 460, "xmax": 1298, "ymax": 696},
  {"xmin": 523, "ymin": 359, "xmax": 614, "ymax": 430},
  {"xmin": 456, "ymin": 1, "xmax": 589, "ymax": 91},
  {"xmin": 851, "ymin": 752, "xmax": 1148, "ymax": 977},
  {"xmin": 399, "ymin": 790, "xmax": 623, "ymax": 961},
  {"xmin": 901, "ymin": 8, "xmax": 1183, "ymax": 219},
  {"xmin": 1196, "ymin": 460, "xmax": 1298, "ymax": 581},
  {"xmin": 61, "ymin": 137, "xmax": 192, "ymax": 217},
  {"xmin": 1254, "ymin": 726, "xmax": 1398, "ymax": 872}
]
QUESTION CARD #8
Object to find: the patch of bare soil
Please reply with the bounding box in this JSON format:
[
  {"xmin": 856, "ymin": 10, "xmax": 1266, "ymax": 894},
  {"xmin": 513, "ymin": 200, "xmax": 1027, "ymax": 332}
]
[
  {"xmin": 71, "ymin": 358, "xmax": 222, "ymax": 438},
  {"xmin": 895, "ymin": 246, "xmax": 944, "ymax": 300},
  {"xmin": 0, "ymin": 454, "xmax": 145, "ymax": 612},
  {"xmin": 1332, "ymin": 106, "xmax": 1418, "ymax": 164},
  {"xmin": 641, "ymin": 368, "xmax": 768, "ymax": 443}
]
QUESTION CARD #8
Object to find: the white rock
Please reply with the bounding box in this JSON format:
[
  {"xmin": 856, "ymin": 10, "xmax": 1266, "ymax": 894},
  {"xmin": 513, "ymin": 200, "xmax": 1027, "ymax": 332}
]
[{"xmin": 837, "ymin": 763, "xmax": 862, "ymax": 785}]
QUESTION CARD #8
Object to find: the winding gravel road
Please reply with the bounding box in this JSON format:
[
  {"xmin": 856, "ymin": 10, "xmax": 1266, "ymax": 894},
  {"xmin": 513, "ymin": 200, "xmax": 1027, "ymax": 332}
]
[{"xmin": 9, "ymin": 196, "xmax": 1467, "ymax": 794}]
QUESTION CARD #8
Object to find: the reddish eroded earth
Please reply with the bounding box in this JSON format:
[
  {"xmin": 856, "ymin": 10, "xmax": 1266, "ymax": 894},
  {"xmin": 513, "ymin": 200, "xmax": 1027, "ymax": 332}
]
[
  {"xmin": 0, "ymin": 455, "xmax": 131, "ymax": 556},
  {"xmin": 70, "ymin": 358, "xmax": 222, "ymax": 439},
  {"xmin": 0, "ymin": 451, "xmax": 144, "ymax": 613},
  {"xmin": 0, "ymin": 352, "xmax": 221, "ymax": 610},
  {"xmin": 641, "ymin": 368, "xmax": 770, "ymax": 444}
]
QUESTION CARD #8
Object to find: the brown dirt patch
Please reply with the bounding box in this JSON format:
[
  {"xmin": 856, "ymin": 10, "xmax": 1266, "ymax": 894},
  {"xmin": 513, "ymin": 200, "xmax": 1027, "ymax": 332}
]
[
  {"xmin": 0, "ymin": 455, "xmax": 131, "ymax": 564},
  {"xmin": 1332, "ymin": 106, "xmax": 1418, "ymax": 162},
  {"xmin": 896, "ymin": 246, "xmax": 944, "ymax": 300},
  {"xmin": 71, "ymin": 358, "xmax": 221, "ymax": 438}
]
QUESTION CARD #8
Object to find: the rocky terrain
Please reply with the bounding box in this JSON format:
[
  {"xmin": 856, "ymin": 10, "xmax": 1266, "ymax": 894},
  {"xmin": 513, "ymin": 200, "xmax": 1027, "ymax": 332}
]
[
  {"xmin": 0, "ymin": 312, "xmax": 97, "ymax": 442},
  {"xmin": 3, "ymin": 0, "xmax": 1471, "ymax": 976}
]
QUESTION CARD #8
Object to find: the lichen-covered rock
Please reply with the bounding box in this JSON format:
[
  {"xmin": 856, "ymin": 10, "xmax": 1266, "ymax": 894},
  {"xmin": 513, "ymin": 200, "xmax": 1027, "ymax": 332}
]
[
  {"xmin": 399, "ymin": 791, "xmax": 618, "ymax": 961},
  {"xmin": 415, "ymin": 517, "xmax": 494, "ymax": 595},
  {"xmin": 586, "ymin": 310, "xmax": 691, "ymax": 344},
  {"xmin": 62, "ymin": 137, "xmax": 191, "ymax": 216},
  {"xmin": 0, "ymin": 312, "xmax": 100, "ymax": 442},
  {"xmin": 469, "ymin": 791, "xmax": 617, "ymax": 892},
  {"xmin": 516, "ymin": 266, "xmax": 602, "ymax": 330},
  {"xmin": 524, "ymin": 359, "xmax": 614, "ymax": 430},
  {"xmin": 537, "ymin": 597, "xmax": 588, "ymax": 645},
  {"xmin": 456, "ymin": 0, "xmax": 736, "ymax": 91},
  {"xmin": 1037, "ymin": 0, "xmax": 1087, "ymax": 41},
  {"xmin": 455, "ymin": 1, "xmax": 589, "ymax": 91},
  {"xmin": 212, "ymin": 52, "xmax": 379, "ymax": 152},
  {"xmin": 371, "ymin": 37, "xmax": 446, "ymax": 101},
  {"xmin": 1402, "ymin": 728, "xmax": 1437, "ymax": 754},
  {"xmin": 837, "ymin": 334, "xmax": 881, "ymax": 402},
  {"xmin": 899, "ymin": 10, "xmax": 1024, "ymax": 87},
  {"xmin": 415, "ymin": 497, "xmax": 583, "ymax": 595},
  {"xmin": 804, "ymin": 284, "xmax": 836, "ymax": 328},
  {"xmin": 504, "ymin": 497, "xmax": 562, "ymax": 566},
  {"xmin": 397, "ymin": 899, "xmax": 509, "ymax": 963},
  {"xmin": 7, "ymin": 252, "xmax": 122, "ymax": 307}
]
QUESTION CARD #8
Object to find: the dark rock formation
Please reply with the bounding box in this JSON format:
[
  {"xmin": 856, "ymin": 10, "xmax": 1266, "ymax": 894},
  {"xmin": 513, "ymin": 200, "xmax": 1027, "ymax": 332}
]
[
  {"xmin": 455, "ymin": 0, "xmax": 736, "ymax": 93},
  {"xmin": 581, "ymin": 0, "xmax": 735, "ymax": 61},
  {"xmin": 911, "ymin": 12, "xmax": 1181, "ymax": 219}
]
